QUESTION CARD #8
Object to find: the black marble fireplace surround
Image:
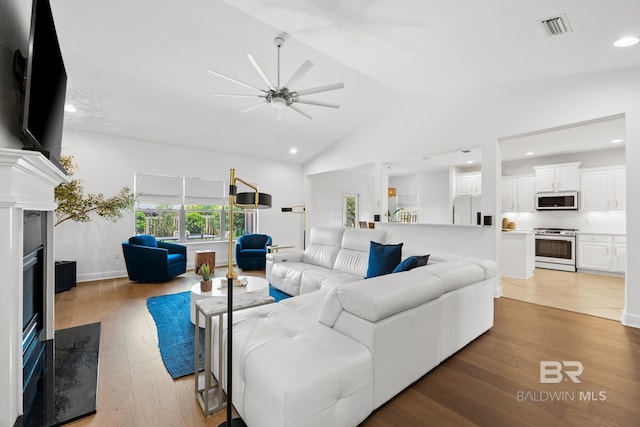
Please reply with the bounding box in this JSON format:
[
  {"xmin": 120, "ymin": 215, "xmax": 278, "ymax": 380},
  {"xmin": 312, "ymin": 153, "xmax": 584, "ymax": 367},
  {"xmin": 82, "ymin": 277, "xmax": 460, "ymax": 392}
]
[
  {"xmin": 22, "ymin": 211, "xmax": 46, "ymax": 417},
  {"xmin": 19, "ymin": 211, "xmax": 100, "ymax": 426}
]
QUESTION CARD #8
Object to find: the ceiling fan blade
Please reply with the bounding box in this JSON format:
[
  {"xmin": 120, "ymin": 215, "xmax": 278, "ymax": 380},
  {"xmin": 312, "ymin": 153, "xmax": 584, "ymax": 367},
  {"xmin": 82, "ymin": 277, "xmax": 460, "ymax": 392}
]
[
  {"xmin": 295, "ymin": 98, "xmax": 340, "ymax": 109},
  {"xmin": 210, "ymin": 93, "xmax": 265, "ymax": 98},
  {"xmin": 247, "ymin": 54, "xmax": 275, "ymax": 89},
  {"xmin": 284, "ymin": 60, "xmax": 313, "ymax": 89},
  {"xmin": 208, "ymin": 70, "xmax": 265, "ymax": 93},
  {"xmin": 241, "ymin": 102, "xmax": 267, "ymax": 114},
  {"xmin": 294, "ymin": 82, "xmax": 345, "ymax": 97},
  {"xmin": 288, "ymin": 105, "xmax": 312, "ymax": 120}
]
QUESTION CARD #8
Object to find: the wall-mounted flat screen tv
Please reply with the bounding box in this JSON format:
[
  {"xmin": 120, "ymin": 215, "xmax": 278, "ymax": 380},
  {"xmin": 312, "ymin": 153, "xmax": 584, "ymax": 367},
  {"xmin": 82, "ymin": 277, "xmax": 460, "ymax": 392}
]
[{"xmin": 21, "ymin": 0, "xmax": 67, "ymax": 174}]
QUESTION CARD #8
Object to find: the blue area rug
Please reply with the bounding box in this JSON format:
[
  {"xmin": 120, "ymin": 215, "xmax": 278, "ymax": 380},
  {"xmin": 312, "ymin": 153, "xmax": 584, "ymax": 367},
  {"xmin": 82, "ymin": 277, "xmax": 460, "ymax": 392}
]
[{"xmin": 147, "ymin": 286, "xmax": 291, "ymax": 379}]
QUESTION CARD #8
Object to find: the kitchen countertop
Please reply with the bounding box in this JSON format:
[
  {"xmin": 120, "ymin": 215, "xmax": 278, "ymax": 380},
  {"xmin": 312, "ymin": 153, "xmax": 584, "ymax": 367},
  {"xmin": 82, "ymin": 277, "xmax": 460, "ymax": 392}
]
[
  {"xmin": 576, "ymin": 231, "xmax": 626, "ymax": 236},
  {"xmin": 501, "ymin": 230, "xmax": 534, "ymax": 234}
]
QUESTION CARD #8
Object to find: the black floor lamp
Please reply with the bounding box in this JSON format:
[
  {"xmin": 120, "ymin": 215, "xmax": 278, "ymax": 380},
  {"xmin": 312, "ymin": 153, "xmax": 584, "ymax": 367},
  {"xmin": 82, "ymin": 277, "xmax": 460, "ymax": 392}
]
[
  {"xmin": 219, "ymin": 168, "xmax": 272, "ymax": 427},
  {"xmin": 281, "ymin": 204, "xmax": 306, "ymax": 249}
]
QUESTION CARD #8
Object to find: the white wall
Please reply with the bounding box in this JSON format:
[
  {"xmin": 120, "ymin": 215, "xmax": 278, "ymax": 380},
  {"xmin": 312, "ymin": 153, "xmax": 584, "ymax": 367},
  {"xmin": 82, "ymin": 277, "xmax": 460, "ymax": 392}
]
[
  {"xmin": 307, "ymin": 169, "xmax": 376, "ymax": 228},
  {"xmin": 303, "ymin": 68, "xmax": 640, "ymax": 327},
  {"xmin": 389, "ymin": 170, "xmax": 450, "ymax": 223},
  {"xmin": 56, "ymin": 130, "xmax": 304, "ymax": 281}
]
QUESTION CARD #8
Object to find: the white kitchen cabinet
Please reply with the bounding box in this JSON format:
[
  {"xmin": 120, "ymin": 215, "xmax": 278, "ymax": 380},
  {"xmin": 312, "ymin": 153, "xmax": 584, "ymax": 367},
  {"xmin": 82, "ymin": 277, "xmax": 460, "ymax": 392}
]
[
  {"xmin": 577, "ymin": 234, "xmax": 626, "ymax": 274},
  {"xmin": 501, "ymin": 176, "xmax": 535, "ymax": 212},
  {"xmin": 612, "ymin": 237, "xmax": 626, "ymax": 273},
  {"xmin": 613, "ymin": 168, "xmax": 626, "ymax": 211},
  {"xmin": 580, "ymin": 167, "xmax": 625, "ymax": 211},
  {"xmin": 456, "ymin": 173, "xmax": 481, "ymax": 196},
  {"xmin": 501, "ymin": 178, "xmax": 515, "ymax": 211},
  {"xmin": 501, "ymin": 231, "xmax": 535, "ymax": 279},
  {"xmin": 517, "ymin": 177, "xmax": 536, "ymax": 211},
  {"xmin": 534, "ymin": 162, "xmax": 580, "ymax": 193}
]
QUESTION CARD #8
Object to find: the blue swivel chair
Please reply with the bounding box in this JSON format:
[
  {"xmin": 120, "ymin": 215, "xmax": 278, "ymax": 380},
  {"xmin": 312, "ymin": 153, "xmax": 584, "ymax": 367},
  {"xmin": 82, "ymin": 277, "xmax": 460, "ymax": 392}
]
[
  {"xmin": 235, "ymin": 234, "xmax": 272, "ymax": 270},
  {"xmin": 122, "ymin": 235, "xmax": 187, "ymax": 282}
]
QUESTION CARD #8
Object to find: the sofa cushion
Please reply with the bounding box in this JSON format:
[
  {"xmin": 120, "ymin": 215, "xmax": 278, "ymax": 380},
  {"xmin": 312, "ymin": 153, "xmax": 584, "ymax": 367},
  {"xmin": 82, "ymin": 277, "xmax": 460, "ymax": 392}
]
[
  {"xmin": 280, "ymin": 287, "xmax": 332, "ymax": 320},
  {"xmin": 269, "ymin": 261, "xmax": 325, "ymax": 296},
  {"xmin": 392, "ymin": 255, "xmax": 430, "ymax": 273},
  {"xmin": 129, "ymin": 234, "xmax": 157, "ymax": 247},
  {"xmin": 227, "ymin": 304, "xmax": 373, "ymax": 427},
  {"xmin": 366, "ymin": 242, "xmax": 403, "ymax": 278},
  {"xmin": 301, "ymin": 227, "xmax": 345, "ymax": 269},
  {"xmin": 299, "ymin": 268, "xmax": 361, "ymax": 294}
]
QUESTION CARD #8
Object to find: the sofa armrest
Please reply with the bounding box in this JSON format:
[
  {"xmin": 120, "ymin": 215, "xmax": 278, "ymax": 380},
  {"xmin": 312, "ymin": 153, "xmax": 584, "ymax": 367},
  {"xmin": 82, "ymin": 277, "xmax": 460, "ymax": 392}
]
[
  {"xmin": 318, "ymin": 270, "xmax": 444, "ymax": 327},
  {"xmin": 158, "ymin": 240, "xmax": 186, "ymax": 256},
  {"xmin": 266, "ymin": 250, "xmax": 304, "ymax": 263}
]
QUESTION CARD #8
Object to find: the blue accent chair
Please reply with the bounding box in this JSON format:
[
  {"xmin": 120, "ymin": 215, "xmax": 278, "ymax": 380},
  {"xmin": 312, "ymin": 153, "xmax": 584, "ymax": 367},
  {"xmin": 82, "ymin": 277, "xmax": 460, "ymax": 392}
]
[
  {"xmin": 122, "ymin": 235, "xmax": 187, "ymax": 282},
  {"xmin": 235, "ymin": 234, "xmax": 272, "ymax": 270}
]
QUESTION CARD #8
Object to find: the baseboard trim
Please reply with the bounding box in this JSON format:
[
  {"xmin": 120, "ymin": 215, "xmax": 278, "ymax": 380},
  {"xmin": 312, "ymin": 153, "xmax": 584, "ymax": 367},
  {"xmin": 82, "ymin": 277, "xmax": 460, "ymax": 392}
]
[
  {"xmin": 621, "ymin": 310, "xmax": 640, "ymax": 329},
  {"xmin": 494, "ymin": 285, "xmax": 503, "ymax": 298},
  {"xmin": 77, "ymin": 270, "xmax": 128, "ymax": 283}
]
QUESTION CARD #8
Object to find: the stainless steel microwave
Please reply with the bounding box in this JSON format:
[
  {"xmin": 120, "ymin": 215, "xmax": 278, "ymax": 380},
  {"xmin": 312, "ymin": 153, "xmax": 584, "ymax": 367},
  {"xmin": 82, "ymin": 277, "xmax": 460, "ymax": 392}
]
[{"xmin": 535, "ymin": 191, "xmax": 578, "ymax": 210}]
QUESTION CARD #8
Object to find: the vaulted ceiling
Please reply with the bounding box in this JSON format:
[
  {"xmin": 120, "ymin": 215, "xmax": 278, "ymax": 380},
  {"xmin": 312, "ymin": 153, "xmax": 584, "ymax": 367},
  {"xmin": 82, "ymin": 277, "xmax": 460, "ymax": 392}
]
[{"xmin": 52, "ymin": 0, "xmax": 640, "ymax": 164}]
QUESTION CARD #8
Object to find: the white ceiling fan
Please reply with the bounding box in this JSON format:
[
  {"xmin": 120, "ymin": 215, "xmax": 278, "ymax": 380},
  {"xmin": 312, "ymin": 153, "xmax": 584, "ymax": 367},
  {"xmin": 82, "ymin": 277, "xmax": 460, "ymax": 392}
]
[{"xmin": 208, "ymin": 32, "xmax": 345, "ymax": 120}]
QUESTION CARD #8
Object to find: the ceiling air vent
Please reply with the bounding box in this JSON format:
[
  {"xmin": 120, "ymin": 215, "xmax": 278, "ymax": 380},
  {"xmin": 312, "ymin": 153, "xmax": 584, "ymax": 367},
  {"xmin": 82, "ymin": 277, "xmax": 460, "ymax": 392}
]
[{"xmin": 539, "ymin": 14, "xmax": 573, "ymax": 36}]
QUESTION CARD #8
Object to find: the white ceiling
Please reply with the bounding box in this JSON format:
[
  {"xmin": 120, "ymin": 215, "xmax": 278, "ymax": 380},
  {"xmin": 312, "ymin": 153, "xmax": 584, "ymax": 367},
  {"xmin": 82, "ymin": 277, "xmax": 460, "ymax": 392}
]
[{"xmin": 51, "ymin": 0, "xmax": 640, "ymax": 164}]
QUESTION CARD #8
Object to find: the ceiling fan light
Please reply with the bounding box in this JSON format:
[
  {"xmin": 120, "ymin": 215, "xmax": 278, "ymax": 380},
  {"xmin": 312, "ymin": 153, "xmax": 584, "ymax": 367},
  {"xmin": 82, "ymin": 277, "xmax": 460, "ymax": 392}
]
[{"xmin": 271, "ymin": 97, "xmax": 287, "ymax": 109}]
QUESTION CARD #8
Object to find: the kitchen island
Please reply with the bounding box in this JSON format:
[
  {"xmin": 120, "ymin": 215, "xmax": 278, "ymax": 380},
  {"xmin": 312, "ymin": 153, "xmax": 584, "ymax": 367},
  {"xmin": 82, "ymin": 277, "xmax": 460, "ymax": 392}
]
[{"xmin": 501, "ymin": 230, "xmax": 535, "ymax": 279}]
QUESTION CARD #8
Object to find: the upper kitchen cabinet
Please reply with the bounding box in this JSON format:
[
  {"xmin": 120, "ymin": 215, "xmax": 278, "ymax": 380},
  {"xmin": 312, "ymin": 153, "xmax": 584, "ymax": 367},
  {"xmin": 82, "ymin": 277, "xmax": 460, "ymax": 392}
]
[
  {"xmin": 456, "ymin": 172, "xmax": 481, "ymax": 196},
  {"xmin": 534, "ymin": 162, "xmax": 580, "ymax": 192},
  {"xmin": 580, "ymin": 166, "xmax": 626, "ymax": 211},
  {"xmin": 502, "ymin": 176, "xmax": 535, "ymax": 212}
]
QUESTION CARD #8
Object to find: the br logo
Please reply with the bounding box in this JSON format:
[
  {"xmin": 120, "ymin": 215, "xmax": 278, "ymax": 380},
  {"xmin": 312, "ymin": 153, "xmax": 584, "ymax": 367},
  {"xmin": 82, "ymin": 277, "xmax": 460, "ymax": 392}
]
[{"xmin": 540, "ymin": 361, "xmax": 584, "ymax": 384}]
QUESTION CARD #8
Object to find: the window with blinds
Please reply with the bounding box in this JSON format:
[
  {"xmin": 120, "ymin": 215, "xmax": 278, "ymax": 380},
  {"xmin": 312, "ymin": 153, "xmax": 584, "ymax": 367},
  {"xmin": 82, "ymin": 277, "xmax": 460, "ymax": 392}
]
[{"xmin": 133, "ymin": 174, "xmax": 256, "ymax": 242}]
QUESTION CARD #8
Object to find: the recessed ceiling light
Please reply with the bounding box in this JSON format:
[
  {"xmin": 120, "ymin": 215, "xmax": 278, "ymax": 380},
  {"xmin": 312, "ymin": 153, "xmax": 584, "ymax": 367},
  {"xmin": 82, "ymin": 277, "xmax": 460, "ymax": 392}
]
[
  {"xmin": 289, "ymin": 147, "xmax": 298, "ymax": 154},
  {"xmin": 614, "ymin": 36, "xmax": 639, "ymax": 47},
  {"xmin": 611, "ymin": 139, "xmax": 624, "ymax": 144},
  {"xmin": 466, "ymin": 160, "xmax": 474, "ymax": 164},
  {"xmin": 525, "ymin": 151, "xmax": 535, "ymax": 156},
  {"xmin": 64, "ymin": 103, "xmax": 77, "ymax": 113}
]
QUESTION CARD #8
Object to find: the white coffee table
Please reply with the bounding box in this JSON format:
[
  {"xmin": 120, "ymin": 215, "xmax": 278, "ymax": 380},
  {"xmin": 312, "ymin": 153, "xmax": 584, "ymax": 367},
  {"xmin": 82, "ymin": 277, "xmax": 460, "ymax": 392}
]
[{"xmin": 190, "ymin": 276, "xmax": 269, "ymax": 326}]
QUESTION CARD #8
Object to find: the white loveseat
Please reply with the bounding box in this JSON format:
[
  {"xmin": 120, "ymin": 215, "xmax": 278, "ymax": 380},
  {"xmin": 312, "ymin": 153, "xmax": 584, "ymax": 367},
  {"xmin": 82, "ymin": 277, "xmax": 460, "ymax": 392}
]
[
  {"xmin": 266, "ymin": 226, "xmax": 389, "ymax": 296},
  {"xmin": 212, "ymin": 227, "xmax": 497, "ymax": 426}
]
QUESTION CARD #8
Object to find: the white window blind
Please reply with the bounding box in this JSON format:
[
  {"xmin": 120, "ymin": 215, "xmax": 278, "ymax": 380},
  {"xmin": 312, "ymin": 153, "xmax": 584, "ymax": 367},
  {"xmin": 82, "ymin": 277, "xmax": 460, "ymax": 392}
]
[
  {"xmin": 135, "ymin": 173, "xmax": 183, "ymax": 204},
  {"xmin": 184, "ymin": 177, "xmax": 226, "ymax": 205}
]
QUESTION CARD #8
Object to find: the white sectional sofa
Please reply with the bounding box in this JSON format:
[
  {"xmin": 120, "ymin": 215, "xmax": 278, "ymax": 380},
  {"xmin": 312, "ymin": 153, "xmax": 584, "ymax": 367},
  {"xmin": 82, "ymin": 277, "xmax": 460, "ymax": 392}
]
[
  {"xmin": 266, "ymin": 226, "xmax": 389, "ymax": 296},
  {"xmin": 211, "ymin": 227, "xmax": 497, "ymax": 427}
]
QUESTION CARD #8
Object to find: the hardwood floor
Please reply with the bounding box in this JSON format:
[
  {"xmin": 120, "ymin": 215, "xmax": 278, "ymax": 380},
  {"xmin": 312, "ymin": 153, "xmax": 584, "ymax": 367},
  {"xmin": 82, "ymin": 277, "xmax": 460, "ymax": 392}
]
[
  {"xmin": 502, "ymin": 268, "xmax": 625, "ymax": 321},
  {"xmin": 56, "ymin": 270, "xmax": 640, "ymax": 427}
]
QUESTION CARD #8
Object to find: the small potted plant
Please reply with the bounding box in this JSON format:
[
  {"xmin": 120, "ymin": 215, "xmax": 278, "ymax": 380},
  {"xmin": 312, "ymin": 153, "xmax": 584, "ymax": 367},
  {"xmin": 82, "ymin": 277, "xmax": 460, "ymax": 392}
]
[{"xmin": 200, "ymin": 263, "xmax": 212, "ymax": 292}]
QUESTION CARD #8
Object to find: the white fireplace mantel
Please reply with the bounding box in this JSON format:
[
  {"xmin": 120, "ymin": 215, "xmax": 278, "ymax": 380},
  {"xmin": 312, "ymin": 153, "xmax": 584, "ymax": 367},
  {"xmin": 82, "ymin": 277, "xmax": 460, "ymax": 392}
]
[{"xmin": 0, "ymin": 148, "xmax": 68, "ymax": 427}]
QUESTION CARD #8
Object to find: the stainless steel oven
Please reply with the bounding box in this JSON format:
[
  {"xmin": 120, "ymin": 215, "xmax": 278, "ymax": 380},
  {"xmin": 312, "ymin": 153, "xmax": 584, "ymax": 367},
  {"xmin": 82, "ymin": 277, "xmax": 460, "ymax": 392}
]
[{"xmin": 534, "ymin": 228, "xmax": 577, "ymax": 272}]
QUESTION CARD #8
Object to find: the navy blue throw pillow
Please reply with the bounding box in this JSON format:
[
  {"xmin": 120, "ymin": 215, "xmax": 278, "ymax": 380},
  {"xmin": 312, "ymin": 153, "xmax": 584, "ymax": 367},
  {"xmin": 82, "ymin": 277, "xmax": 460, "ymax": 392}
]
[
  {"xmin": 392, "ymin": 255, "xmax": 430, "ymax": 274},
  {"xmin": 366, "ymin": 241, "xmax": 403, "ymax": 278}
]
